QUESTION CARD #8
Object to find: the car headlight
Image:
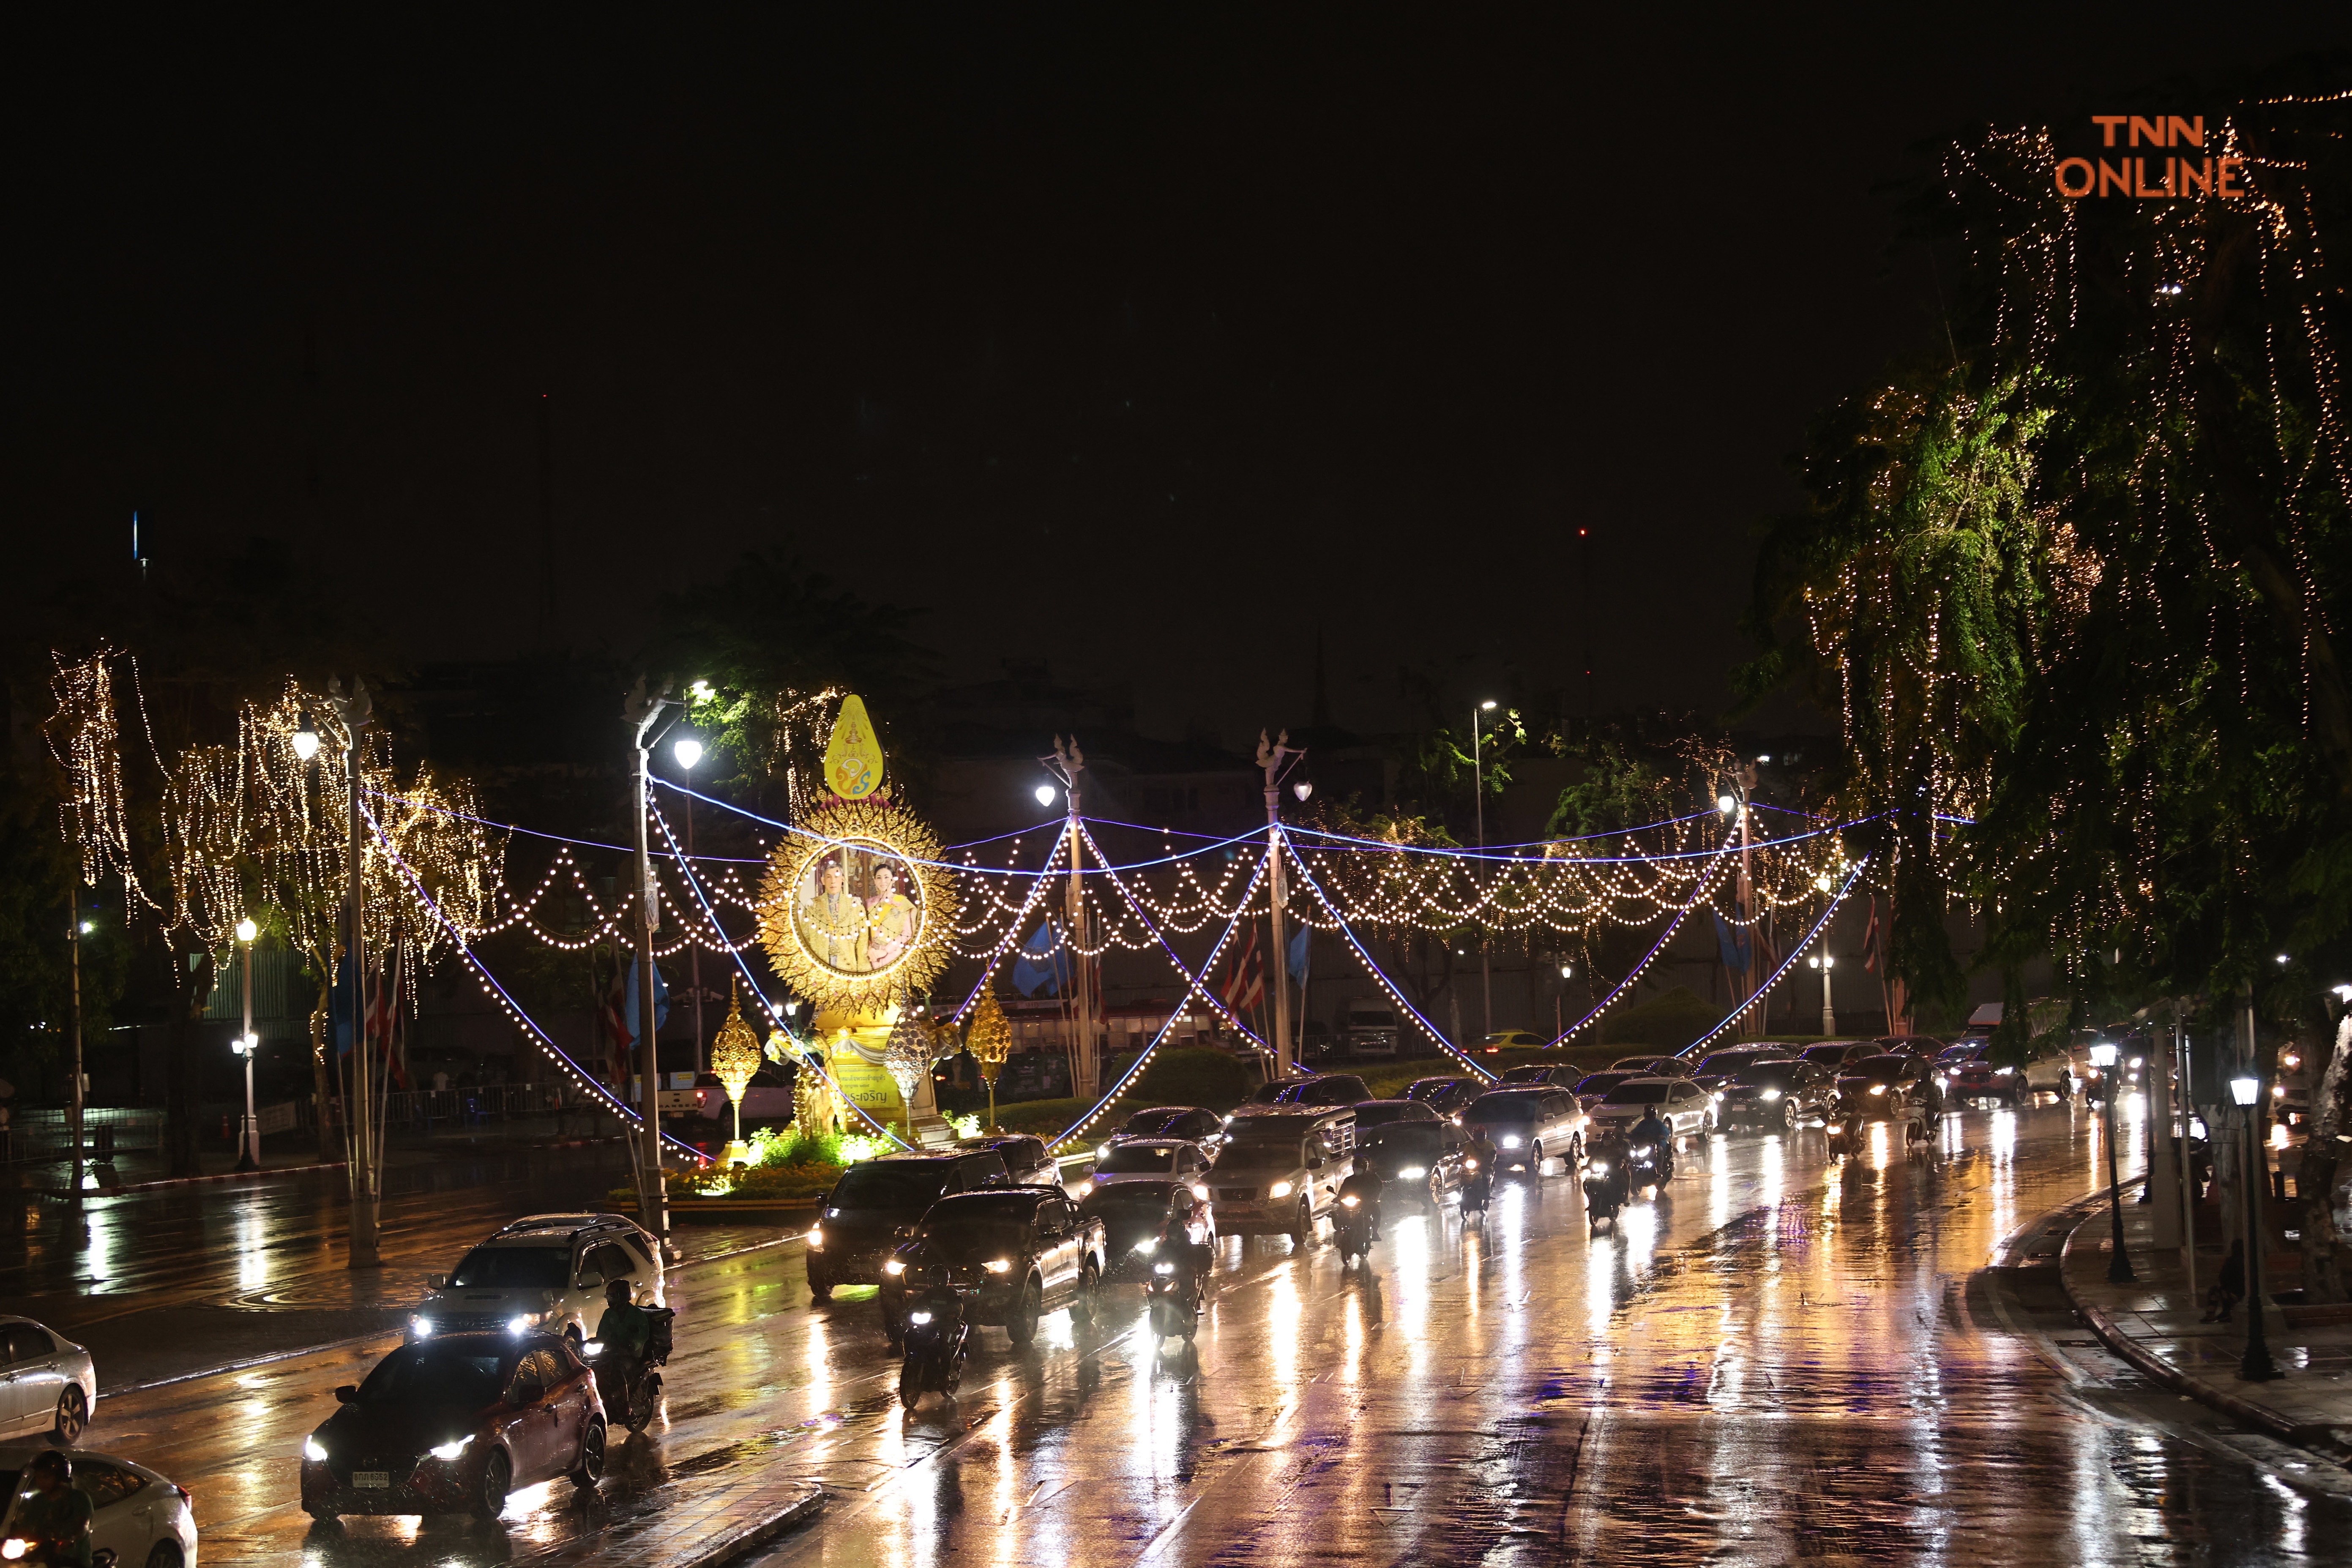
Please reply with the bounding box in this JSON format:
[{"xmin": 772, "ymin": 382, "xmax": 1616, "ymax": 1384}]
[
  {"xmin": 429, "ymin": 1435, "xmax": 474, "ymax": 1462},
  {"xmin": 1868, "ymin": 1084, "xmax": 1887, "ymax": 1095},
  {"xmin": 507, "ymin": 1313, "xmax": 538, "ymax": 1334},
  {"xmin": 883, "ymin": 1259, "xmax": 906, "ymax": 1275},
  {"xmin": 410, "ymin": 1314, "xmax": 434, "ymax": 1338},
  {"xmin": 1712, "ymin": 1092, "xmax": 1724, "ymax": 1102},
  {"xmin": 4, "ymin": 1542, "xmax": 27, "ymax": 1562},
  {"xmin": 304, "ymin": 1437, "xmax": 329, "ymax": 1462},
  {"xmin": 1994, "ymin": 1066, "xmax": 2014, "ymax": 1076},
  {"xmin": 1098, "ymin": 1143, "xmax": 1112, "ymax": 1159},
  {"xmin": 1760, "ymin": 1089, "xmax": 1781, "ymax": 1102},
  {"xmin": 908, "ymin": 1310, "xmax": 933, "ymax": 1325},
  {"xmin": 806, "ymin": 1225, "xmax": 824, "ymax": 1250},
  {"xmin": 983, "ymin": 1258, "xmax": 1013, "ymax": 1273},
  {"xmin": 1268, "ymin": 1180, "xmax": 1294, "ymax": 1199},
  {"xmin": 1074, "ymin": 1179, "xmax": 1094, "ymax": 1197},
  {"xmin": 1134, "ymin": 1235, "xmax": 1158, "ymax": 1253},
  {"xmin": 1397, "ymin": 1166, "xmax": 1426, "ymax": 1180},
  {"xmin": 1190, "ymin": 1183, "xmax": 1209, "ymax": 1201},
  {"xmin": 1500, "ymin": 1135, "xmax": 1522, "ymax": 1148}
]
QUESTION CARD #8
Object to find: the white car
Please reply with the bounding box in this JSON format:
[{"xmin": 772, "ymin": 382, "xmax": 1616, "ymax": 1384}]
[
  {"xmin": 1087, "ymin": 1139, "xmax": 1214, "ymax": 1190},
  {"xmin": 0, "ymin": 1318, "xmax": 96, "ymax": 1444},
  {"xmin": 1584, "ymin": 1076, "xmax": 1716, "ymax": 1139},
  {"xmin": 0, "ymin": 1447, "xmax": 197, "ymax": 1568},
  {"xmin": 410, "ymin": 1215, "xmax": 663, "ymax": 1349}
]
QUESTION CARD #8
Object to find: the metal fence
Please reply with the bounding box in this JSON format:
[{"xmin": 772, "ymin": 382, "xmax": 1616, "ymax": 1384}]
[{"xmin": 0, "ymin": 1107, "xmax": 165, "ymax": 1164}]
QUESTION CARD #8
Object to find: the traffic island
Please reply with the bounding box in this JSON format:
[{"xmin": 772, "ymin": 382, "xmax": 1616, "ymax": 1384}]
[
  {"xmin": 516, "ymin": 1472, "xmax": 824, "ymax": 1568},
  {"xmin": 2060, "ymin": 1188, "xmax": 2352, "ymax": 1454}
]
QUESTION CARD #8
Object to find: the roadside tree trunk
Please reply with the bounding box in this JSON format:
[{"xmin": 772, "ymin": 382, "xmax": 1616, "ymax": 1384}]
[
  {"xmin": 2299, "ymin": 1014, "xmax": 2352, "ymax": 1303},
  {"xmin": 166, "ymin": 948, "xmax": 214, "ymax": 1177}
]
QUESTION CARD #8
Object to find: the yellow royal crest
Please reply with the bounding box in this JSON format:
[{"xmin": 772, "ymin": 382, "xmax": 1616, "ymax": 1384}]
[{"xmin": 822, "ymin": 695, "xmax": 885, "ymax": 800}]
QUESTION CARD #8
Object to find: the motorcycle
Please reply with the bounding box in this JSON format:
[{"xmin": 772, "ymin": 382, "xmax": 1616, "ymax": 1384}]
[
  {"xmin": 1582, "ymin": 1151, "xmax": 1627, "ymax": 1229},
  {"xmin": 897, "ymin": 1285, "xmax": 973, "ymax": 1410},
  {"xmin": 584, "ymin": 1306, "xmax": 674, "ymax": 1436},
  {"xmin": 1460, "ymin": 1157, "xmax": 1492, "ymax": 1218},
  {"xmin": 1626, "ymin": 1137, "xmax": 1671, "ymax": 1190},
  {"xmin": 1146, "ymin": 1258, "xmax": 1201, "ymax": 1342},
  {"xmin": 1336, "ymin": 1193, "xmax": 1374, "ymax": 1263}
]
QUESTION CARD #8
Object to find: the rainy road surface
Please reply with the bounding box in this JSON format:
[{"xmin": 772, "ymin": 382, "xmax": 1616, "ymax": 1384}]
[{"xmin": 20, "ymin": 1100, "xmax": 2352, "ymax": 1567}]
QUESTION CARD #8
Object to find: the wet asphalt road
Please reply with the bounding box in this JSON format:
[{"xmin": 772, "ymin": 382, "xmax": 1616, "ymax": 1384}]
[{"xmin": 14, "ymin": 1100, "xmax": 2350, "ymax": 1566}]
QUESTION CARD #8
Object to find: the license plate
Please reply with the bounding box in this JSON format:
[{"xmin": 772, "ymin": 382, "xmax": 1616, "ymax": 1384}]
[{"xmin": 353, "ymin": 1471, "xmax": 391, "ymax": 1489}]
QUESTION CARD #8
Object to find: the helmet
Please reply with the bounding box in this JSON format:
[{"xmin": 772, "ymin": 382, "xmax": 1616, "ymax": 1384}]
[
  {"xmin": 28, "ymin": 1450, "xmax": 70, "ymax": 1483},
  {"xmin": 605, "ymin": 1277, "xmax": 632, "ymax": 1303}
]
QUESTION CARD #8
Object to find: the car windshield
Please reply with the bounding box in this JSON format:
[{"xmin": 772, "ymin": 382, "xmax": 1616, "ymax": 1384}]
[
  {"xmin": 921, "ymin": 1195, "xmax": 1040, "ymax": 1228},
  {"xmin": 1119, "ymin": 1110, "xmax": 1187, "ymax": 1136},
  {"xmin": 1464, "ymin": 1093, "xmax": 1546, "ymax": 1123},
  {"xmin": 1087, "ymin": 1180, "xmax": 1176, "ymax": 1206},
  {"xmin": 1941, "ymin": 1044, "xmax": 1984, "ymax": 1064},
  {"xmin": 447, "ymin": 1246, "xmax": 569, "ymax": 1290},
  {"xmin": 1213, "ymin": 1142, "xmax": 1303, "ymax": 1172},
  {"xmin": 1404, "ymin": 1080, "xmax": 1463, "ymax": 1103},
  {"xmin": 1797, "ymin": 1045, "xmax": 1853, "ymax": 1065},
  {"xmin": 1601, "ymin": 1082, "xmax": 1674, "ymax": 1105},
  {"xmin": 1846, "ymin": 1056, "xmax": 1911, "ymax": 1083},
  {"xmin": 830, "ymin": 1164, "xmax": 954, "ymax": 1209},
  {"xmin": 356, "ymin": 1344, "xmax": 508, "ymax": 1408},
  {"xmin": 1351, "ymin": 1103, "xmax": 1427, "ymax": 1128},
  {"xmin": 1697, "ymin": 1051, "xmax": 1781, "ymax": 1077},
  {"xmin": 1500, "ymin": 1066, "xmax": 1555, "ymax": 1083},
  {"xmin": 1098, "ymin": 1145, "xmax": 1180, "ymax": 1174},
  {"xmin": 1732, "ymin": 1064, "xmax": 1802, "ymax": 1089},
  {"xmin": 1365, "ymin": 1123, "xmax": 1443, "ymax": 1154},
  {"xmin": 1610, "ymin": 1058, "xmax": 1662, "ymax": 1072},
  {"xmin": 1575, "ymin": 1071, "xmax": 1637, "ymax": 1095}
]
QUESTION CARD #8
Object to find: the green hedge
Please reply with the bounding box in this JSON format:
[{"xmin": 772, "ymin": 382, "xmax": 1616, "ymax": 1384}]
[{"xmin": 1596, "ymin": 986, "xmax": 1726, "ymax": 1052}]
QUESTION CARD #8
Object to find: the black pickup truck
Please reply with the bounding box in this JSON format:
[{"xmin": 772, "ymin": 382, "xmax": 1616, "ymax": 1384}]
[{"xmin": 879, "ymin": 1185, "xmax": 1109, "ymax": 1344}]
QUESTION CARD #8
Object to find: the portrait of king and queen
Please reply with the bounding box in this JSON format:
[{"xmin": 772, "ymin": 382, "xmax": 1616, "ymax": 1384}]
[{"xmin": 794, "ymin": 842, "xmax": 921, "ymax": 976}]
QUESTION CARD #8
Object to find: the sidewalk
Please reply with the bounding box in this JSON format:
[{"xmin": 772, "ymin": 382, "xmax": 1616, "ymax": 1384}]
[
  {"xmin": 8, "ymin": 1127, "xmax": 631, "ymax": 1198},
  {"xmin": 2060, "ymin": 1188, "xmax": 2352, "ymax": 1451}
]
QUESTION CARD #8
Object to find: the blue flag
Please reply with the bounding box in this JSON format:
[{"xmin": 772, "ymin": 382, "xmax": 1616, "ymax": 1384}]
[
  {"xmin": 623, "ymin": 957, "xmax": 670, "ymax": 1048},
  {"xmin": 1012, "ymin": 919, "xmax": 1072, "ymax": 998},
  {"xmin": 1289, "ymin": 924, "xmax": 1310, "ymax": 990},
  {"xmin": 1713, "ymin": 910, "xmax": 1752, "ymax": 975}
]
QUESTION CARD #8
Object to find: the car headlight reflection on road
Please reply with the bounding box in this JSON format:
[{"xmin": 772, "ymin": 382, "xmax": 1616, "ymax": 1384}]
[
  {"xmin": 983, "ymin": 1258, "xmax": 1013, "ymax": 1273},
  {"xmin": 303, "ymin": 1437, "xmax": 328, "ymax": 1463},
  {"xmin": 429, "ymin": 1435, "xmax": 474, "ymax": 1462},
  {"xmin": 1267, "ymin": 1180, "xmax": 1294, "ymax": 1199},
  {"xmin": 1397, "ymin": 1166, "xmax": 1426, "ymax": 1179}
]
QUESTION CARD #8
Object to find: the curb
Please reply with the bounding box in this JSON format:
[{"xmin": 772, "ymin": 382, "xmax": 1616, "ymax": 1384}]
[
  {"xmin": 2057, "ymin": 1186, "xmax": 2336, "ymax": 1448},
  {"xmin": 34, "ymin": 1159, "xmax": 350, "ymax": 1198},
  {"xmin": 678, "ymin": 1484, "xmax": 827, "ymax": 1568}
]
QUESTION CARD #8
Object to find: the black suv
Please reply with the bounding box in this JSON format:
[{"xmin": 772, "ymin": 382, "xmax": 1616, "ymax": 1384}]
[
  {"xmin": 1104, "ymin": 1106, "xmax": 1225, "ymax": 1148},
  {"xmin": 1402, "ymin": 1076, "xmax": 1482, "ymax": 1120},
  {"xmin": 1497, "ymin": 1064, "xmax": 1582, "ymax": 1090},
  {"xmin": 880, "ymin": 1186, "xmax": 1109, "ymax": 1344},
  {"xmin": 807, "ymin": 1150, "xmax": 1010, "ymax": 1301},
  {"xmin": 953, "ymin": 1134, "xmax": 1059, "ymax": 1186},
  {"xmin": 1716, "ymin": 1060, "xmax": 1836, "ymax": 1132}
]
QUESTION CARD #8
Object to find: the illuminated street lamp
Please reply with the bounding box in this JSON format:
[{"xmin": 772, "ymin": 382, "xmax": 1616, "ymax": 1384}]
[
  {"xmin": 1807, "ymin": 951, "xmax": 1836, "ymax": 1036},
  {"xmin": 2090, "ymin": 1041, "xmax": 2133, "ymax": 1284},
  {"xmin": 234, "ymin": 917, "xmax": 262, "ymax": 1172},
  {"xmin": 673, "ymin": 735, "xmax": 707, "ymax": 1072},
  {"xmin": 2230, "ymin": 1073, "xmax": 2278, "ymax": 1380},
  {"xmin": 290, "ymin": 721, "xmax": 320, "ymax": 762},
  {"xmin": 1035, "ymin": 784, "xmax": 1057, "ymax": 808},
  {"xmin": 1471, "ymin": 700, "xmax": 1499, "ymax": 1040}
]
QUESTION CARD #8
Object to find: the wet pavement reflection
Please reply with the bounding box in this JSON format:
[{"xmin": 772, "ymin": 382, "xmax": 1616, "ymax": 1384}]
[{"xmin": 31, "ymin": 1099, "xmax": 2351, "ymax": 1565}]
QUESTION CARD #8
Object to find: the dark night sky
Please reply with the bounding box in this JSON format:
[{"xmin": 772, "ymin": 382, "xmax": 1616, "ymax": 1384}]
[{"xmin": 12, "ymin": 5, "xmax": 2346, "ymax": 741}]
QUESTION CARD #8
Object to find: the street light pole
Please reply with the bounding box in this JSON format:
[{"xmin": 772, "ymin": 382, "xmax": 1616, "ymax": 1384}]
[
  {"xmin": 626, "ymin": 681, "xmax": 677, "ymax": 1246},
  {"xmin": 68, "ymin": 898, "xmax": 86, "ymax": 1207},
  {"xmin": 1808, "ymin": 951, "xmax": 1837, "ymax": 1038},
  {"xmin": 1473, "ymin": 701, "xmax": 1497, "ymax": 1043},
  {"xmin": 2231, "ymin": 1070, "xmax": 2278, "ymax": 1379},
  {"xmin": 235, "ymin": 918, "xmax": 260, "ymax": 1171},
  {"xmin": 329, "ymin": 677, "xmax": 379, "ymax": 1268},
  {"xmin": 1257, "ymin": 731, "xmax": 1306, "ymax": 1078},
  {"xmin": 674, "ymin": 735, "xmax": 707, "ymax": 1076},
  {"xmin": 2091, "ymin": 1040, "xmax": 2134, "ymax": 1283}
]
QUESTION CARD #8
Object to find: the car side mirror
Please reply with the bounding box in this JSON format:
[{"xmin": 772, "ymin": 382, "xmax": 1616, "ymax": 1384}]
[
  {"xmin": 577, "ymin": 1276, "xmax": 597, "ymax": 1291},
  {"xmin": 427, "ymin": 1275, "xmax": 448, "ymax": 1290},
  {"xmin": 334, "ymin": 1385, "xmax": 358, "ymax": 1404},
  {"xmin": 1306, "ymin": 1156, "xmax": 1324, "ymax": 1170}
]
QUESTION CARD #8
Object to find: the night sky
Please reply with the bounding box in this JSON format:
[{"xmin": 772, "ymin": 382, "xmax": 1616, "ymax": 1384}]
[{"xmin": 14, "ymin": 6, "xmax": 2344, "ymax": 741}]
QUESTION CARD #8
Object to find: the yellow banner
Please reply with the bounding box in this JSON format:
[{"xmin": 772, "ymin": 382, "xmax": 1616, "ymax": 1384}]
[{"xmin": 823, "ymin": 695, "xmax": 885, "ymax": 800}]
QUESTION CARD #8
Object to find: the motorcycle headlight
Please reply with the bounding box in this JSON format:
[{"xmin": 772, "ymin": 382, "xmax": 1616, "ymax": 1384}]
[
  {"xmin": 1759, "ymin": 1089, "xmax": 1781, "ymax": 1102},
  {"xmin": 1463, "ymin": 1158, "xmax": 1478, "ymax": 1171},
  {"xmin": 429, "ymin": 1435, "xmax": 474, "ymax": 1462},
  {"xmin": 1500, "ymin": 1135, "xmax": 1522, "ymax": 1149},
  {"xmin": 1340, "ymin": 1194, "xmax": 1360, "ymax": 1208},
  {"xmin": 583, "ymin": 1339, "xmax": 604, "ymax": 1357},
  {"xmin": 1268, "ymin": 1180, "xmax": 1294, "ymax": 1199},
  {"xmin": 1587, "ymin": 1161, "xmax": 1608, "ymax": 1175},
  {"xmin": 4, "ymin": 1542, "xmax": 27, "ymax": 1562},
  {"xmin": 410, "ymin": 1314, "xmax": 434, "ymax": 1338},
  {"xmin": 1397, "ymin": 1166, "xmax": 1426, "ymax": 1180},
  {"xmin": 303, "ymin": 1437, "xmax": 329, "ymax": 1462},
  {"xmin": 1153, "ymin": 1261, "xmax": 1177, "ymax": 1276},
  {"xmin": 983, "ymin": 1258, "xmax": 1013, "ymax": 1273},
  {"xmin": 1190, "ymin": 1183, "xmax": 1209, "ymax": 1201},
  {"xmin": 883, "ymin": 1259, "xmax": 906, "ymax": 1275},
  {"xmin": 908, "ymin": 1310, "xmax": 934, "ymax": 1325},
  {"xmin": 1868, "ymin": 1084, "xmax": 1888, "ymax": 1095}
]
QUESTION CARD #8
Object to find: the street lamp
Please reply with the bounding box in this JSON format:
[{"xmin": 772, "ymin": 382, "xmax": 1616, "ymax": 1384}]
[
  {"xmin": 673, "ymin": 736, "xmax": 707, "ymax": 1075},
  {"xmin": 1472, "ymin": 701, "xmax": 1498, "ymax": 1040},
  {"xmin": 234, "ymin": 917, "xmax": 261, "ymax": 1172},
  {"xmin": 1035, "ymin": 784, "xmax": 1057, "ymax": 807},
  {"xmin": 1717, "ymin": 793, "xmax": 1737, "ymax": 814},
  {"xmin": 290, "ymin": 722, "xmax": 320, "ymax": 762},
  {"xmin": 1292, "ymin": 780, "xmax": 1312, "ymax": 802},
  {"xmin": 2229, "ymin": 1073, "xmax": 2278, "ymax": 1379},
  {"xmin": 2090, "ymin": 1041, "xmax": 2134, "ymax": 1284}
]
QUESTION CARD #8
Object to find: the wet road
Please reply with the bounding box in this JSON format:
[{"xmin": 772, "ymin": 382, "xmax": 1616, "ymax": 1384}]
[{"xmin": 30, "ymin": 1101, "xmax": 2352, "ymax": 1565}]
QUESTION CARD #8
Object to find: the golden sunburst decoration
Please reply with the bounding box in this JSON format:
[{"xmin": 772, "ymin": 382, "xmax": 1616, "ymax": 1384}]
[{"xmin": 757, "ymin": 795, "xmax": 953, "ymax": 1015}]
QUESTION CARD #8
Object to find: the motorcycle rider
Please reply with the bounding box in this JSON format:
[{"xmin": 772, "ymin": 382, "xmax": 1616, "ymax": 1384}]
[
  {"xmin": 1337, "ymin": 1156, "xmax": 1385, "ymax": 1242},
  {"xmin": 1462, "ymin": 1126, "xmax": 1497, "ymax": 1207},
  {"xmin": 1629, "ymin": 1104, "xmax": 1673, "ymax": 1180},
  {"xmin": 594, "ymin": 1276, "xmax": 651, "ymax": 1427},
  {"xmin": 6, "ymin": 1451, "xmax": 93, "ymax": 1568},
  {"xmin": 883, "ymin": 1235, "xmax": 951, "ymax": 1354}
]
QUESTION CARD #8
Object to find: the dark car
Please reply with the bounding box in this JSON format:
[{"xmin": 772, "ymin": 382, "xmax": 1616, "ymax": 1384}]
[
  {"xmin": 1462, "ymin": 1088, "xmax": 1589, "ymax": 1174},
  {"xmin": 1834, "ymin": 1054, "xmax": 1935, "ymax": 1121},
  {"xmin": 1355, "ymin": 1110, "xmax": 1469, "ymax": 1201},
  {"xmin": 1691, "ymin": 1047, "xmax": 1800, "ymax": 1094},
  {"xmin": 1081, "ymin": 1178, "xmax": 1214, "ymax": 1280},
  {"xmin": 807, "ymin": 1150, "xmax": 1011, "ymax": 1300},
  {"xmin": 1609, "ymin": 1055, "xmax": 1695, "ymax": 1079},
  {"xmin": 300, "ymin": 1331, "xmax": 602, "ymax": 1520},
  {"xmin": 1089, "ymin": 1138, "xmax": 1214, "ymax": 1191},
  {"xmin": 880, "ymin": 1187, "xmax": 1108, "ymax": 1343},
  {"xmin": 1716, "ymin": 1060, "xmax": 1836, "ymax": 1131},
  {"xmin": 1946, "ymin": 1047, "xmax": 2024, "ymax": 1108},
  {"xmin": 1797, "ymin": 1041, "xmax": 1881, "ymax": 1071},
  {"xmin": 1497, "ymin": 1063, "xmax": 1582, "ymax": 1089},
  {"xmin": 1572, "ymin": 1069, "xmax": 1642, "ymax": 1111},
  {"xmin": 953, "ymin": 1134, "xmax": 1059, "ymax": 1187},
  {"xmin": 1273, "ymin": 1074, "xmax": 1372, "ymax": 1108},
  {"xmin": 1402, "ymin": 1076, "xmax": 1483, "ymax": 1120},
  {"xmin": 1875, "ymin": 1035, "xmax": 1948, "ymax": 1061},
  {"xmin": 1105, "ymin": 1105, "xmax": 1224, "ymax": 1150}
]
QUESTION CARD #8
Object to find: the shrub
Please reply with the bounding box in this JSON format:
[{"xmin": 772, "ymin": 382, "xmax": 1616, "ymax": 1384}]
[
  {"xmin": 1597, "ymin": 986, "xmax": 1724, "ymax": 1052},
  {"xmin": 1131, "ymin": 1048, "xmax": 1253, "ymax": 1111}
]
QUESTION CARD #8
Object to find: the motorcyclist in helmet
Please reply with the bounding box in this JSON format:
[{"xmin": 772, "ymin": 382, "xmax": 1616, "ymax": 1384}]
[
  {"xmin": 6, "ymin": 1451, "xmax": 93, "ymax": 1568},
  {"xmin": 1337, "ymin": 1156, "xmax": 1385, "ymax": 1242},
  {"xmin": 594, "ymin": 1277, "xmax": 651, "ymax": 1427},
  {"xmin": 894, "ymin": 1241, "xmax": 968, "ymax": 1350},
  {"xmin": 1629, "ymin": 1103, "xmax": 1674, "ymax": 1179},
  {"xmin": 882, "ymin": 1236, "xmax": 952, "ymax": 1354},
  {"xmin": 1462, "ymin": 1125, "xmax": 1497, "ymax": 1207}
]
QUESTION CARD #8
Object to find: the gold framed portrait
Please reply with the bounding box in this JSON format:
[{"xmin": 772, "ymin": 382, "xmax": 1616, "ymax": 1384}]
[{"xmin": 757, "ymin": 797, "xmax": 952, "ymax": 1013}]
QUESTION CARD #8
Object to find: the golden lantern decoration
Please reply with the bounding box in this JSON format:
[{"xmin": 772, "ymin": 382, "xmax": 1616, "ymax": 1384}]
[
  {"xmin": 709, "ymin": 978, "xmax": 764, "ymax": 1164},
  {"xmin": 967, "ymin": 990, "xmax": 1013, "ymax": 1133}
]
